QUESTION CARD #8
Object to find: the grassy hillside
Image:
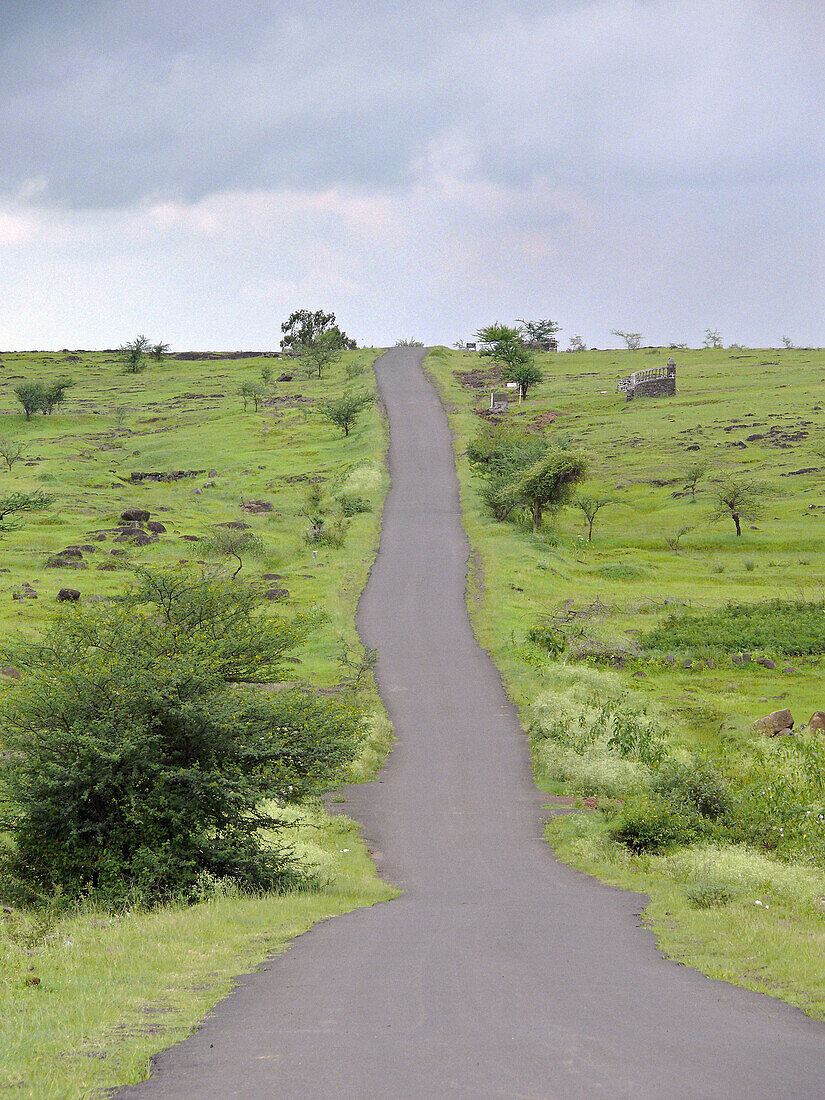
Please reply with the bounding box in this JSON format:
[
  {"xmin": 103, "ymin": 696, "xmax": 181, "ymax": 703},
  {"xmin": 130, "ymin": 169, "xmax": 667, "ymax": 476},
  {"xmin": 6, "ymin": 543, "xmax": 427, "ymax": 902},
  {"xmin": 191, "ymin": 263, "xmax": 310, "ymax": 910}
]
[
  {"xmin": 427, "ymin": 343, "xmax": 825, "ymax": 1019},
  {"xmin": 0, "ymin": 347, "xmax": 398, "ymax": 1097}
]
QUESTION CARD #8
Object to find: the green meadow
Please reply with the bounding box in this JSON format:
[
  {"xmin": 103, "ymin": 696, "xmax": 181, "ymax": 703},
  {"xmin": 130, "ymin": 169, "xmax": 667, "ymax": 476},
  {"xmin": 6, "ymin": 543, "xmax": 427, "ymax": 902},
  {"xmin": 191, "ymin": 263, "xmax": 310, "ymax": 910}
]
[
  {"xmin": 0, "ymin": 347, "xmax": 397, "ymax": 1097},
  {"xmin": 427, "ymin": 343, "xmax": 825, "ymax": 1018}
]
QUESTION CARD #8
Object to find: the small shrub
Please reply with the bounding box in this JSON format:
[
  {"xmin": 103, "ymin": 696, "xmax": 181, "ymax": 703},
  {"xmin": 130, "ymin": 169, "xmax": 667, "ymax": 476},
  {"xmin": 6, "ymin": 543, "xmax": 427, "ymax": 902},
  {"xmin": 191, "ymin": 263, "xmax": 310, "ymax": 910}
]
[
  {"xmin": 642, "ymin": 599, "xmax": 825, "ymax": 657},
  {"xmin": 651, "ymin": 760, "xmax": 732, "ymax": 821},
  {"xmin": 686, "ymin": 877, "xmax": 738, "ymax": 908},
  {"xmin": 337, "ymin": 493, "xmax": 372, "ymax": 517},
  {"xmin": 610, "ymin": 797, "xmax": 705, "ymax": 854},
  {"xmin": 526, "ymin": 623, "xmax": 565, "ymax": 657}
]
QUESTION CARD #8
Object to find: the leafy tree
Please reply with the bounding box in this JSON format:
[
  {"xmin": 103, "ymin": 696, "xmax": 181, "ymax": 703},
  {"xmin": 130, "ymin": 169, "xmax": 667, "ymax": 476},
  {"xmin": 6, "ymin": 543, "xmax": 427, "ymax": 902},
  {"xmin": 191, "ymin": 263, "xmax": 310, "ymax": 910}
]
[
  {"xmin": 683, "ymin": 459, "xmax": 708, "ymax": 501},
  {"xmin": 475, "ymin": 323, "xmax": 543, "ymax": 398},
  {"xmin": 14, "ymin": 382, "xmax": 47, "ymax": 420},
  {"xmin": 713, "ymin": 477, "xmax": 766, "ymax": 536},
  {"xmin": 201, "ymin": 526, "xmax": 266, "ymax": 579},
  {"xmin": 0, "ymin": 491, "xmax": 54, "ymax": 533},
  {"xmin": 239, "ymin": 381, "xmax": 266, "ymax": 411},
  {"xmin": 300, "ymin": 329, "xmax": 345, "ymax": 379},
  {"xmin": 516, "ymin": 318, "xmax": 561, "ymax": 345},
  {"xmin": 0, "ymin": 438, "xmax": 26, "ymax": 471},
  {"xmin": 320, "ymin": 391, "xmax": 374, "ymax": 437},
  {"xmin": 119, "ymin": 335, "xmax": 151, "ymax": 373},
  {"xmin": 515, "ymin": 452, "xmax": 587, "ymax": 533},
  {"xmin": 703, "ymin": 328, "xmax": 723, "ymax": 349},
  {"xmin": 575, "ymin": 495, "xmax": 613, "ymax": 541},
  {"xmin": 151, "ymin": 342, "xmax": 170, "ymax": 361},
  {"xmin": 280, "ymin": 310, "xmax": 355, "ymax": 355},
  {"xmin": 611, "ymin": 329, "xmax": 643, "ymax": 350},
  {"xmin": 569, "ymin": 335, "xmax": 587, "ymax": 352},
  {"xmin": 467, "ymin": 423, "xmax": 552, "ymax": 521},
  {"xmin": 0, "ymin": 568, "xmax": 361, "ymax": 905},
  {"xmin": 40, "ymin": 376, "xmax": 74, "ymax": 415}
]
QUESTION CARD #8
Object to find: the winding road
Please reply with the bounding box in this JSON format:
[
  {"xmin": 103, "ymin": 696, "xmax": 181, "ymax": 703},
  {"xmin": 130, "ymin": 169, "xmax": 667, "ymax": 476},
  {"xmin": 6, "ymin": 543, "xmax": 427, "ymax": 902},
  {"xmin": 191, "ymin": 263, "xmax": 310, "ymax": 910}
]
[{"xmin": 121, "ymin": 348, "xmax": 825, "ymax": 1098}]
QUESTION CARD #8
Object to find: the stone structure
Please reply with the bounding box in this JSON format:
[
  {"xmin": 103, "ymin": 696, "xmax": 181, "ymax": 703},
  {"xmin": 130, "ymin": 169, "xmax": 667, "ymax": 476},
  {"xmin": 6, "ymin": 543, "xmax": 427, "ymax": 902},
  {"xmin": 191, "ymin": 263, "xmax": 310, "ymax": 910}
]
[{"xmin": 617, "ymin": 359, "xmax": 677, "ymax": 401}]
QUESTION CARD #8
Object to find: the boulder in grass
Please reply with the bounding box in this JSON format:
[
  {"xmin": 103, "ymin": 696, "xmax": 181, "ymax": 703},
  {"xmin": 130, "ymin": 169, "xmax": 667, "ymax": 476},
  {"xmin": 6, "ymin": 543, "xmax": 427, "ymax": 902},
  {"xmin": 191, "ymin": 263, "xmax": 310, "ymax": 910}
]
[
  {"xmin": 57, "ymin": 588, "xmax": 81, "ymax": 602},
  {"xmin": 241, "ymin": 500, "xmax": 273, "ymax": 515},
  {"xmin": 121, "ymin": 509, "xmax": 150, "ymax": 523},
  {"xmin": 751, "ymin": 709, "xmax": 794, "ymax": 736},
  {"xmin": 146, "ymin": 521, "xmax": 167, "ymax": 534},
  {"xmin": 756, "ymin": 657, "xmax": 777, "ymax": 669},
  {"xmin": 809, "ymin": 712, "xmax": 825, "ymax": 733}
]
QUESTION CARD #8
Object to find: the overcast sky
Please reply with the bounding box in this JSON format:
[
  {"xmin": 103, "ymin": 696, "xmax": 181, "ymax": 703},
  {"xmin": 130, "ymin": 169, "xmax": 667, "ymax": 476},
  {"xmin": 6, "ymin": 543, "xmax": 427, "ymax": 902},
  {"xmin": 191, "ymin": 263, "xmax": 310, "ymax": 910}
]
[{"xmin": 1, "ymin": 0, "xmax": 822, "ymax": 349}]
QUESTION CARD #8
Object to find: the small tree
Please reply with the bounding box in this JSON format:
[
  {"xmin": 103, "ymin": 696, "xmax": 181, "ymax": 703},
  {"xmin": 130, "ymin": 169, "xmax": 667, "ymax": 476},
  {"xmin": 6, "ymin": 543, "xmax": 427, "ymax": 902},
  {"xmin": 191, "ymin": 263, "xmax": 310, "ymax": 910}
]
[
  {"xmin": 0, "ymin": 439, "xmax": 26, "ymax": 471},
  {"xmin": 683, "ymin": 459, "xmax": 708, "ymax": 501},
  {"xmin": 575, "ymin": 495, "xmax": 613, "ymax": 541},
  {"xmin": 395, "ymin": 338, "xmax": 424, "ymax": 347},
  {"xmin": 0, "ymin": 491, "xmax": 53, "ymax": 533},
  {"xmin": 665, "ymin": 526, "xmax": 691, "ymax": 553},
  {"xmin": 569, "ymin": 335, "xmax": 587, "ymax": 352},
  {"xmin": 515, "ymin": 452, "xmax": 587, "ymax": 534},
  {"xmin": 703, "ymin": 328, "xmax": 723, "ymax": 349},
  {"xmin": 40, "ymin": 376, "xmax": 74, "ymax": 415},
  {"xmin": 475, "ymin": 324, "xmax": 543, "ymax": 398},
  {"xmin": 280, "ymin": 310, "xmax": 355, "ymax": 355},
  {"xmin": 611, "ymin": 330, "xmax": 643, "ymax": 350},
  {"xmin": 516, "ymin": 319, "xmax": 561, "ymax": 346},
  {"xmin": 713, "ymin": 477, "xmax": 766, "ymax": 536},
  {"xmin": 151, "ymin": 342, "xmax": 170, "ymax": 361},
  {"xmin": 320, "ymin": 392, "xmax": 374, "ymax": 437},
  {"xmin": 120, "ymin": 335, "xmax": 151, "ymax": 373},
  {"xmin": 14, "ymin": 382, "xmax": 47, "ymax": 420},
  {"xmin": 781, "ymin": 335, "xmax": 794, "ymax": 349},
  {"xmin": 201, "ymin": 527, "xmax": 266, "ymax": 579},
  {"xmin": 239, "ymin": 381, "xmax": 266, "ymax": 411},
  {"xmin": 299, "ymin": 330, "xmax": 344, "ymax": 379}
]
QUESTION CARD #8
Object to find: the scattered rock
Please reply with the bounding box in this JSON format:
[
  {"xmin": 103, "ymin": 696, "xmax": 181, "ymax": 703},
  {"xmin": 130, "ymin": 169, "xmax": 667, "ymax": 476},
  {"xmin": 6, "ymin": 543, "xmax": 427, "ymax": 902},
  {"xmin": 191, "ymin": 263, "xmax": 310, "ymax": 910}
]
[
  {"xmin": 57, "ymin": 588, "xmax": 81, "ymax": 602},
  {"xmin": 60, "ymin": 548, "xmax": 84, "ymax": 560},
  {"xmin": 262, "ymin": 573, "xmax": 282, "ymax": 580},
  {"xmin": 146, "ymin": 521, "xmax": 167, "ymax": 534},
  {"xmin": 782, "ymin": 667, "xmax": 797, "ymax": 675},
  {"xmin": 180, "ymin": 534, "xmax": 200, "ymax": 541},
  {"xmin": 264, "ymin": 587, "xmax": 289, "ymax": 601},
  {"xmin": 208, "ymin": 469, "xmax": 218, "ymax": 477},
  {"xmin": 756, "ymin": 657, "xmax": 777, "ymax": 669},
  {"xmin": 108, "ymin": 548, "xmax": 127, "ymax": 556},
  {"xmin": 241, "ymin": 500, "xmax": 273, "ymax": 514},
  {"xmin": 683, "ymin": 659, "xmax": 693, "ymax": 669},
  {"xmin": 809, "ymin": 712, "xmax": 825, "ymax": 733},
  {"xmin": 96, "ymin": 562, "xmax": 117, "ymax": 571},
  {"xmin": 121, "ymin": 509, "xmax": 150, "ymax": 522},
  {"xmin": 276, "ymin": 373, "xmax": 293, "ymax": 382},
  {"xmin": 130, "ymin": 471, "xmax": 204, "ymax": 483},
  {"xmin": 752, "ymin": 708, "xmax": 794, "ymax": 736},
  {"xmin": 1, "ymin": 667, "xmax": 21, "ymax": 679},
  {"xmin": 219, "ymin": 521, "xmax": 250, "ymax": 531}
]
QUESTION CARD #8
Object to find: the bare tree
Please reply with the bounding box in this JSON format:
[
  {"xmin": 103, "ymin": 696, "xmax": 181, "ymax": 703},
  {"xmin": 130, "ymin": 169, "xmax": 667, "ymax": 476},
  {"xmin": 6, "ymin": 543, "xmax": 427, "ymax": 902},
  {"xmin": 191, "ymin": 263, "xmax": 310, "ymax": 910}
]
[
  {"xmin": 0, "ymin": 438, "xmax": 26, "ymax": 471},
  {"xmin": 611, "ymin": 330, "xmax": 643, "ymax": 350},
  {"xmin": 781, "ymin": 335, "xmax": 795, "ymax": 349},
  {"xmin": 665, "ymin": 526, "xmax": 691, "ymax": 553},
  {"xmin": 574, "ymin": 495, "xmax": 613, "ymax": 541}
]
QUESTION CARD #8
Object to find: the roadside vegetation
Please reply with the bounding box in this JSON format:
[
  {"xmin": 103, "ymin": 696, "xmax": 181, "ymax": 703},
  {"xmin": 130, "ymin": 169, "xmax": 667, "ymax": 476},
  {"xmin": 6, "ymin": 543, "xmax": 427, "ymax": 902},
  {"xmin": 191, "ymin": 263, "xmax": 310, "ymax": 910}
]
[
  {"xmin": 426, "ymin": 341, "xmax": 825, "ymax": 1020},
  {"xmin": 0, "ymin": 339, "xmax": 396, "ymax": 1096}
]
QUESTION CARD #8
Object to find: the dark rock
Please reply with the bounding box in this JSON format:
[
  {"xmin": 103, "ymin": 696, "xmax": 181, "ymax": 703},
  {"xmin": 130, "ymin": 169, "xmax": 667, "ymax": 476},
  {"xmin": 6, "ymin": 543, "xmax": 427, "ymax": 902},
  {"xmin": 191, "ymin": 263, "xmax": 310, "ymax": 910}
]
[
  {"xmin": 108, "ymin": 547, "xmax": 127, "ymax": 556},
  {"xmin": 146, "ymin": 521, "xmax": 167, "ymax": 534},
  {"xmin": 80, "ymin": 545, "xmax": 97, "ymax": 552},
  {"xmin": 116, "ymin": 529, "xmax": 154, "ymax": 545},
  {"xmin": 96, "ymin": 562, "xmax": 117, "ymax": 570},
  {"xmin": 60, "ymin": 548, "xmax": 84, "ymax": 560},
  {"xmin": 264, "ymin": 587, "xmax": 289, "ymax": 601},
  {"xmin": 810, "ymin": 712, "xmax": 825, "ymax": 733},
  {"xmin": 219, "ymin": 521, "xmax": 250, "ymax": 531},
  {"xmin": 276, "ymin": 373, "xmax": 293, "ymax": 382},
  {"xmin": 121, "ymin": 509, "xmax": 150, "ymax": 522},
  {"xmin": 756, "ymin": 657, "xmax": 777, "ymax": 669},
  {"xmin": 1, "ymin": 667, "xmax": 21, "ymax": 678},
  {"xmin": 208, "ymin": 469, "xmax": 218, "ymax": 477},
  {"xmin": 57, "ymin": 588, "xmax": 81, "ymax": 602},
  {"xmin": 241, "ymin": 500, "xmax": 273, "ymax": 514},
  {"xmin": 46, "ymin": 555, "xmax": 85, "ymax": 568},
  {"xmin": 262, "ymin": 573, "xmax": 283, "ymax": 580},
  {"xmin": 180, "ymin": 534, "xmax": 200, "ymax": 541}
]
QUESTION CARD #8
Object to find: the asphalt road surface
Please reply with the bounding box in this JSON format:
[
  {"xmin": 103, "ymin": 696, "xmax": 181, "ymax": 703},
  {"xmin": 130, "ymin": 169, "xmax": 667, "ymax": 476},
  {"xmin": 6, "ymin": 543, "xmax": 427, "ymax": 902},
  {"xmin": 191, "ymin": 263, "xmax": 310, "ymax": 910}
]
[{"xmin": 120, "ymin": 347, "xmax": 825, "ymax": 1098}]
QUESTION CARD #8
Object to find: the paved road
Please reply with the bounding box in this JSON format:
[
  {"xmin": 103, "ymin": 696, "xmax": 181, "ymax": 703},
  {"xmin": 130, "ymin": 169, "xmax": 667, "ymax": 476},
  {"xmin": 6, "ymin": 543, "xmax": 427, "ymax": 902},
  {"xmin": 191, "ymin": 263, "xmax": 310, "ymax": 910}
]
[{"xmin": 120, "ymin": 348, "xmax": 824, "ymax": 1098}]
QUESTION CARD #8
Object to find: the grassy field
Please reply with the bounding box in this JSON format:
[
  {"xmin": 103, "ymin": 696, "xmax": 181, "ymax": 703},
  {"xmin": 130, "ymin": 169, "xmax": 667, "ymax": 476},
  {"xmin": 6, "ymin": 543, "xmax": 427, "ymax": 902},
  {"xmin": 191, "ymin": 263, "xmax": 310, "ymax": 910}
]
[
  {"xmin": 0, "ymin": 346, "xmax": 397, "ymax": 1096},
  {"xmin": 426, "ymin": 343, "xmax": 825, "ymax": 1018}
]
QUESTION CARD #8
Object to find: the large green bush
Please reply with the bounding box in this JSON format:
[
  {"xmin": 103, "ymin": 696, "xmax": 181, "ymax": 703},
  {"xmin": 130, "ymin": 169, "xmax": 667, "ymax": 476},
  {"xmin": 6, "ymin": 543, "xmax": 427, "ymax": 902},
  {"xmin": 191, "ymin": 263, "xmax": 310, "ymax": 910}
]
[{"xmin": 0, "ymin": 569, "xmax": 363, "ymax": 906}]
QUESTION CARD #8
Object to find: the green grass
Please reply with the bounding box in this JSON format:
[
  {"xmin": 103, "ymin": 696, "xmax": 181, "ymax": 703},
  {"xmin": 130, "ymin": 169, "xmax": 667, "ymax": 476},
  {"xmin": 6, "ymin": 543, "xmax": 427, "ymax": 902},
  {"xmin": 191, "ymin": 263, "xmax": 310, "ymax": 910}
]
[
  {"xmin": 426, "ymin": 343, "xmax": 825, "ymax": 1018},
  {"xmin": 0, "ymin": 347, "xmax": 396, "ymax": 1096},
  {"xmin": 0, "ymin": 805, "xmax": 396, "ymax": 1098}
]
